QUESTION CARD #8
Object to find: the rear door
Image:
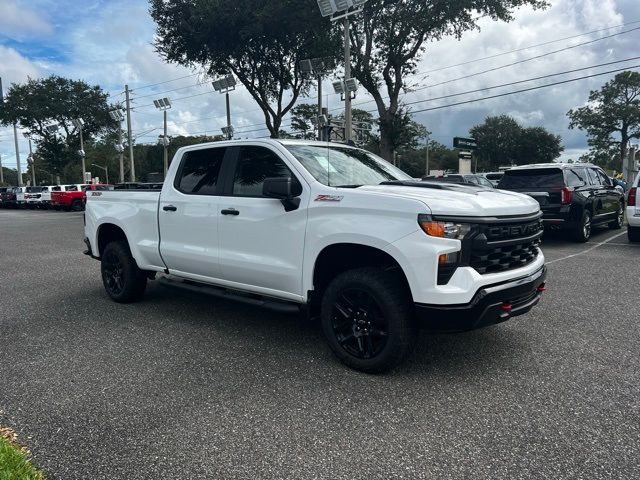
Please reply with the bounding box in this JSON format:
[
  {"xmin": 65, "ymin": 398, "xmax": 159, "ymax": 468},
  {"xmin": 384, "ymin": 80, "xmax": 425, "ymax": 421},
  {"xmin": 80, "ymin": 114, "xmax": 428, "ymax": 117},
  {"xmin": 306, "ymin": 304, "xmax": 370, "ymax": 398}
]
[
  {"xmin": 594, "ymin": 168, "xmax": 618, "ymax": 217},
  {"xmin": 586, "ymin": 167, "xmax": 610, "ymax": 220},
  {"xmin": 158, "ymin": 145, "xmax": 229, "ymax": 280},
  {"xmin": 217, "ymin": 145, "xmax": 308, "ymax": 299}
]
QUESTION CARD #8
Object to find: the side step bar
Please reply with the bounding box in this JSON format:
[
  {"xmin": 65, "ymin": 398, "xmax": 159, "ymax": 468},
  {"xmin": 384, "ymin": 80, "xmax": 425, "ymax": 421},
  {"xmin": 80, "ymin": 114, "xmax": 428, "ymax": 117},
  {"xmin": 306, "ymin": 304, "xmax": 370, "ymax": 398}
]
[{"xmin": 157, "ymin": 276, "xmax": 301, "ymax": 314}]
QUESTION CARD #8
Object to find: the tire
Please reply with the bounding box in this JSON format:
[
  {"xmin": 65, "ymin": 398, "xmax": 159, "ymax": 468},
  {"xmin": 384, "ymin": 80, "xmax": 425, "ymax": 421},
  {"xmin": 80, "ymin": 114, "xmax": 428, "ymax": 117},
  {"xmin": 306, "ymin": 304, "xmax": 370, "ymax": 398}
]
[
  {"xmin": 320, "ymin": 267, "xmax": 417, "ymax": 373},
  {"xmin": 629, "ymin": 226, "xmax": 640, "ymax": 243},
  {"xmin": 71, "ymin": 199, "xmax": 84, "ymax": 212},
  {"xmin": 100, "ymin": 241, "xmax": 147, "ymax": 303},
  {"xmin": 573, "ymin": 209, "xmax": 592, "ymax": 243},
  {"xmin": 609, "ymin": 203, "xmax": 624, "ymax": 229}
]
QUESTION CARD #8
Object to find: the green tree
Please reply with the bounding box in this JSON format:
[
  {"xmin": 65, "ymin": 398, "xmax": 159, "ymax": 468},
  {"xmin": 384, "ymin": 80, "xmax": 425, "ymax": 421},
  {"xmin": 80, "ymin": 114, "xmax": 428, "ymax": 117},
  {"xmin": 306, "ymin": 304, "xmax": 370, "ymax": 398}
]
[
  {"xmin": 0, "ymin": 75, "xmax": 113, "ymax": 181},
  {"xmin": 150, "ymin": 0, "xmax": 341, "ymax": 138},
  {"xmin": 568, "ymin": 71, "xmax": 640, "ymax": 170},
  {"xmin": 350, "ymin": 0, "xmax": 548, "ymax": 161},
  {"xmin": 470, "ymin": 115, "xmax": 562, "ymax": 169},
  {"xmin": 290, "ymin": 103, "xmax": 318, "ymax": 139},
  {"xmin": 396, "ymin": 141, "xmax": 457, "ymax": 178}
]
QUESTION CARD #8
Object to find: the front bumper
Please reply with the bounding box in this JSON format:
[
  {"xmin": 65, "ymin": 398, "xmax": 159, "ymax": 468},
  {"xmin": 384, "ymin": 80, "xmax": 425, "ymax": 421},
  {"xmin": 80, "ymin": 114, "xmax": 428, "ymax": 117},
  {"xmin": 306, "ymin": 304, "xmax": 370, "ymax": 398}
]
[{"xmin": 416, "ymin": 265, "xmax": 546, "ymax": 332}]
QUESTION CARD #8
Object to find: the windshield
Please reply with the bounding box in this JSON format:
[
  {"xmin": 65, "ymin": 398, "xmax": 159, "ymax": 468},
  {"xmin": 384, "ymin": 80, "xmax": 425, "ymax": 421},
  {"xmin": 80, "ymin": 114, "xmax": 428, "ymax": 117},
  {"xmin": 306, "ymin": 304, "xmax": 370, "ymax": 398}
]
[
  {"xmin": 498, "ymin": 168, "xmax": 565, "ymax": 189},
  {"xmin": 284, "ymin": 144, "xmax": 411, "ymax": 187}
]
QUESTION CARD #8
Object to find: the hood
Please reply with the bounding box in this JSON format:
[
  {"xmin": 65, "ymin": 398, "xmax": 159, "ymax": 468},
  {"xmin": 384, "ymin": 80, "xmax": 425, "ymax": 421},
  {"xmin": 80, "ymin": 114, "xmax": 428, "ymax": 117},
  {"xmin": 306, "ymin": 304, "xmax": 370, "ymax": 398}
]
[{"xmin": 357, "ymin": 181, "xmax": 540, "ymax": 217}]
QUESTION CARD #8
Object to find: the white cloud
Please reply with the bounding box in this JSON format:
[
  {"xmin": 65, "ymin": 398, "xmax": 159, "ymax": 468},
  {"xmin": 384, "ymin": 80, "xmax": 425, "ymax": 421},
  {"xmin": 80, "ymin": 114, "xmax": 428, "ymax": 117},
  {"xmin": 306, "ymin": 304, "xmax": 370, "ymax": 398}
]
[{"xmin": 0, "ymin": 0, "xmax": 52, "ymax": 39}]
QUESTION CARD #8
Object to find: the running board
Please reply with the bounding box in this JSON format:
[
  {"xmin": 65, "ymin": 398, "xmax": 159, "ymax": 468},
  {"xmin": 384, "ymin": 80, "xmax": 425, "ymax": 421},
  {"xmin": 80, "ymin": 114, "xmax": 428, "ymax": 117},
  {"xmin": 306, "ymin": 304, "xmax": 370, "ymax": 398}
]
[{"xmin": 157, "ymin": 276, "xmax": 301, "ymax": 314}]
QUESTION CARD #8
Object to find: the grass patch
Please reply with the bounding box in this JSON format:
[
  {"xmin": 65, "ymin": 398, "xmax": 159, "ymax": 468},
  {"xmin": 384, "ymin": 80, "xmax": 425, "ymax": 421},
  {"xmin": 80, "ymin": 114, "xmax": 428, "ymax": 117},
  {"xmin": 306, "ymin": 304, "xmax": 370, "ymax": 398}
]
[{"xmin": 0, "ymin": 427, "xmax": 45, "ymax": 480}]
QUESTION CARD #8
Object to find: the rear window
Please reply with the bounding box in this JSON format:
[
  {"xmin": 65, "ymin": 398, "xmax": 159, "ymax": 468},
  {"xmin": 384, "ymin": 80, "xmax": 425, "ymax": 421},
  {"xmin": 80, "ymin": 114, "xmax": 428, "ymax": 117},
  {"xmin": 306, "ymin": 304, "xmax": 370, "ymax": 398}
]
[{"xmin": 498, "ymin": 168, "xmax": 565, "ymax": 189}]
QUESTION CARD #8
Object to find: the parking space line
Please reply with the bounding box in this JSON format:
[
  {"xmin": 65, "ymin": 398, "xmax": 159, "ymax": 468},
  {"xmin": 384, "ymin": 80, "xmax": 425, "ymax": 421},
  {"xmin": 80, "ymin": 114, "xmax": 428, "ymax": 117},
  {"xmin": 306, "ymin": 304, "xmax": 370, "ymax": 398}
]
[{"xmin": 546, "ymin": 231, "xmax": 629, "ymax": 265}]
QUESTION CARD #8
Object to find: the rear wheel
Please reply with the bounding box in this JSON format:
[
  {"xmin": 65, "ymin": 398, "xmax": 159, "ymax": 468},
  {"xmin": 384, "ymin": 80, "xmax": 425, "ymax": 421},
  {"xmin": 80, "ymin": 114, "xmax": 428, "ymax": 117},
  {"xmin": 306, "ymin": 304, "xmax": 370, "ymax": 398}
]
[
  {"xmin": 71, "ymin": 199, "xmax": 84, "ymax": 211},
  {"xmin": 609, "ymin": 203, "xmax": 624, "ymax": 229},
  {"xmin": 101, "ymin": 241, "xmax": 147, "ymax": 303},
  {"xmin": 573, "ymin": 210, "xmax": 592, "ymax": 243},
  {"xmin": 320, "ymin": 267, "xmax": 417, "ymax": 373},
  {"xmin": 629, "ymin": 226, "xmax": 640, "ymax": 243}
]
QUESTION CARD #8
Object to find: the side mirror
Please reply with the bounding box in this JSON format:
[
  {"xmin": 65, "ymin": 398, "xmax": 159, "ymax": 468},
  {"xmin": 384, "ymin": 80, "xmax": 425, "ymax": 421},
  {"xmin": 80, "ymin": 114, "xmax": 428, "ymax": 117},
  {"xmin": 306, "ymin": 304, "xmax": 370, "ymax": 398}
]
[{"xmin": 263, "ymin": 177, "xmax": 301, "ymax": 212}]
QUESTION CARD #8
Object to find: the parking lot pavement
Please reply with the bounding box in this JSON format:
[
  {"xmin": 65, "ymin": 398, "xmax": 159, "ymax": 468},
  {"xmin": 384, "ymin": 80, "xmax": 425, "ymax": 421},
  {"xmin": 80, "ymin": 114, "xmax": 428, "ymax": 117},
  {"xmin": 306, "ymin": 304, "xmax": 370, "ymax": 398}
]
[{"xmin": 0, "ymin": 209, "xmax": 638, "ymax": 480}]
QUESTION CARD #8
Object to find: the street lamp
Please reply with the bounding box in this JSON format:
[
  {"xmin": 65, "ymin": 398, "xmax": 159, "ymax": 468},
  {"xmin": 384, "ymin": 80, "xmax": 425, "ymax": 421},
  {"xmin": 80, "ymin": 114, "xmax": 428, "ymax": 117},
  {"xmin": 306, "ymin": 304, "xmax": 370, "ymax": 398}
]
[
  {"xmin": 212, "ymin": 74, "xmax": 237, "ymax": 139},
  {"xmin": 92, "ymin": 163, "xmax": 109, "ymax": 184},
  {"xmin": 109, "ymin": 108, "xmax": 126, "ymax": 183},
  {"xmin": 153, "ymin": 97, "xmax": 172, "ymax": 178},
  {"xmin": 315, "ymin": 0, "xmax": 367, "ymax": 143},
  {"xmin": 299, "ymin": 57, "xmax": 334, "ymax": 140},
  {"xmin": 71, "ymin": 117, "xmax": 87, "ymax": 183}
]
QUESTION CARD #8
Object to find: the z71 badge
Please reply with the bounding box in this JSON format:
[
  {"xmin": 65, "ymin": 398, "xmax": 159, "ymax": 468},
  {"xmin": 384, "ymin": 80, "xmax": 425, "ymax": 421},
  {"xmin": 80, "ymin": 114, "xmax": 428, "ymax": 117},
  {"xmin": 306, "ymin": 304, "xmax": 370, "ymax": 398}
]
[{"xmin": 314, "ymin": 195, "xmax": 343, "ymax": 202}]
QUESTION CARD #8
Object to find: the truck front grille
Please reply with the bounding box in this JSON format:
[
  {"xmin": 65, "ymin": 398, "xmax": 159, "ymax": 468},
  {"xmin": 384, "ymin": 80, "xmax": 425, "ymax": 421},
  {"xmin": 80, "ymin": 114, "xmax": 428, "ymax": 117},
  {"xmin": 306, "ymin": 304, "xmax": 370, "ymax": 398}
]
[{"xmin": 469, "ymin": 218, "xmax": 543, "ymax": 275}]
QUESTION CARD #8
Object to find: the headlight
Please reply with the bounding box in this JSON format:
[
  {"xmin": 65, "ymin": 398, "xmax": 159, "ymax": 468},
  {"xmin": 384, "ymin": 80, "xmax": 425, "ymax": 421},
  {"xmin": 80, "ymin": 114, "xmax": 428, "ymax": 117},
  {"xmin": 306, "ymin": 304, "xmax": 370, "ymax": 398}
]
[{"xmin": 418, "ymin": 214, "xmax": 473, "ymax": 239}]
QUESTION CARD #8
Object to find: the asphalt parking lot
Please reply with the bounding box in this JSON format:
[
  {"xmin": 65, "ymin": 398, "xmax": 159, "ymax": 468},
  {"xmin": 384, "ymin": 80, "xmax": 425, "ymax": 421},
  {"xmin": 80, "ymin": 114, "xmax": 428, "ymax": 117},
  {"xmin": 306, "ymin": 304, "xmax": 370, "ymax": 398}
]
[{"xmin": 0, "ymin": 209, "xmax": 638, "ymax": 480}]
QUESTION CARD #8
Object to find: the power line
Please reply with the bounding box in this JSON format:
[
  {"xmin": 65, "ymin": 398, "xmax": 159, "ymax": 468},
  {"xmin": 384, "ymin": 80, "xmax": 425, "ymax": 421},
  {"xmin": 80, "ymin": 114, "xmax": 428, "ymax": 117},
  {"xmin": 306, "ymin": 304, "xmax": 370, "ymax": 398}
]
[
  {"xmin": 343, "ymin": 25, "xmax": 640, "ymax": 111},
  {"xmin": 129, "ymin": 72, "xmax": 202, "ymax": 92},
  {"xmin": 399, "ymin": 56, "xmax": 640, "ymax": 109},
  {"xmin": 399, "ymin": 65, "xmax": 640, "ymax": 115}
]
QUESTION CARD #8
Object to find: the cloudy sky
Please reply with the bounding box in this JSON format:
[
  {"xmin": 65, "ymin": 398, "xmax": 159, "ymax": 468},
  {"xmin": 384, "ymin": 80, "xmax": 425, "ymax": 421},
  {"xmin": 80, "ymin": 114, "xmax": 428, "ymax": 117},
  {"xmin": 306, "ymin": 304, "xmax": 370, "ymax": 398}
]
[{"xmin": 0, "ymin": 0, "xmax": 639, "ymax": 174}]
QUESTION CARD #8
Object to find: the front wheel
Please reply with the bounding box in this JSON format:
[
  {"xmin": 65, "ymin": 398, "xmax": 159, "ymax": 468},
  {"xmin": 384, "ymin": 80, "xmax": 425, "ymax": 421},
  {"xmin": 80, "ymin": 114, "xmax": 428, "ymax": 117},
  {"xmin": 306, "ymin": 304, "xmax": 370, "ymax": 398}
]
[
  {"xmin": 609, "ymin": 203, "xmax": 624, "ymax": 229},
  {"xmin": 573, "ymin": 210, "xmax": 592, "ymax": 243},
  {"xmin": 320, "ymin": 267, "xmax": 417, "ymax": 373},
  {"xmin": 101, "ymin": 241, "xmax": 147, "ymax": 303},
  {"xmin": 629, "ymin": 226, "xmax": 640, "ymax": 243}
]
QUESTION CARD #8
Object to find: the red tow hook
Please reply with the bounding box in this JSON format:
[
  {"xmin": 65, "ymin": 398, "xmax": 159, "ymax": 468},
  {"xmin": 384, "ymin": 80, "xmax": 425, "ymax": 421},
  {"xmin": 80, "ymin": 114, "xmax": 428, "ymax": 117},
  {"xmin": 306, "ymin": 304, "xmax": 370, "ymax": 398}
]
[
  {"xmin": 537, "ymin": 283, "xmax": 546, "ymax": 293},
  {"xmin": 501, "ymin": 303, "xmax": 512, "ymax": 312}
]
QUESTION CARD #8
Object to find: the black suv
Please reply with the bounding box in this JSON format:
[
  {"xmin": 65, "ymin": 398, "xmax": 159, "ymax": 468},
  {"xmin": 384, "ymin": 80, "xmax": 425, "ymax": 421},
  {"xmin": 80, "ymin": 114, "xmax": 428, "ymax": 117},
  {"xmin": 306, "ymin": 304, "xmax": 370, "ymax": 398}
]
[
  {"xmin": 422, "ymin": 174, "xmax": 495, "ymax": 188},
  {"xmin": 498, "ymin": 163, "xmax": 625, "ymax": 242},
  {"xmin": 0, "ymin": 187, "xmax": 16, "ymax": 208}
]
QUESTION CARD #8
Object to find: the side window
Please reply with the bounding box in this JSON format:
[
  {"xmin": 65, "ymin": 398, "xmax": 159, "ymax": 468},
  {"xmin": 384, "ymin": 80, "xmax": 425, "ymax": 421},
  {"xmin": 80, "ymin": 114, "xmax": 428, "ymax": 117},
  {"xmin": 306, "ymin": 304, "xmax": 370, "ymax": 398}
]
[
  {"xmin": 586, "ymin": 168, "xmax": 599, "ymax": 186},
  {"xmin": 595, "ymin": 169, "xmax": 611, "ymax": 186},
  {"xmin": 565, "ymin": 169, "xmax": 586, "ymax": 187},
  {"xmin": 176, "ymin": 147, "xmax": 226, "ymax": 195},
  {"xmin": 232, "ymin": 146, "xmax": 297, "ymax": 197}
]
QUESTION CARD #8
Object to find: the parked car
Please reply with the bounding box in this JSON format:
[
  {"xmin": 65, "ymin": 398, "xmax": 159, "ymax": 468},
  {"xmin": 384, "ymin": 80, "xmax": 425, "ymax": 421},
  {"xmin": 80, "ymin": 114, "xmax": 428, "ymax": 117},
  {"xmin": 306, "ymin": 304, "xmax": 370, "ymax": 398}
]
[
  {"xmin": 498, "ymin": 163, "xmax": 625, "ymax": 242},
  {"xmin": 422, "ymin": 174, "xmax": 495, "ymax": 188},
  {"xmin": 626, "ymin": 174, "xmax": 639, "ymax": 242},
  {"xmin": 39, "ymin": 186, "xmax": 62, "ymax": 208},
  {"xmin": 0, "ymin": 187, "xmax": 16, "ymax": 208},
  {"xmin": 25, "ymin": 187, "xmax": 44, "ymax": 209},
  {"xmin": 14, "ymin": 186, "xmax": 29, "ymax": 207},
  {"xmin": 85, "ymin": 139, "xmax": 546, "ymax": 373},
  {"xmin": 483, "ymin": 172, "xmax": 505, "ymax": 187},
  {"xmin": 51, "ymin": 184, "xmax": 112, "ymax": 211}
]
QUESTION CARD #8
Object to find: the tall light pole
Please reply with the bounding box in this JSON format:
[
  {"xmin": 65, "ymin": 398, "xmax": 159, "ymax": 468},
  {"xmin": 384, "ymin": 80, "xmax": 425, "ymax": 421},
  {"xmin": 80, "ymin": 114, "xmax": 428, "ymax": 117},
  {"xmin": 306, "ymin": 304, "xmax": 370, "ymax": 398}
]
[
  {"xmin": 316, "ymin": 0, "xmax": 367, "ymax": 144},
  {"xmin": 109, "ymin": 108, "xmax": 125, "ymax": 183},
  {"xmin": 23, "ymin": 133, "xmax": 36, "ymax": 186},
  {"xmin": 71, "ymin": 118, "xmax": 86, "ymax": 183},
  {"xmin": 299, "ymin": 57, "xmax": 334, "ymax": 140},
  {"xmin": 212, "ymin": 74, "xmax": 237, "ymax": 140},
  {"xmin": 153, "ymin": 97, "xmax": 172, "ymax": 178},
  {"xmin": 13, "ymin": 123, "xmax": 22, "ymax": 186}
]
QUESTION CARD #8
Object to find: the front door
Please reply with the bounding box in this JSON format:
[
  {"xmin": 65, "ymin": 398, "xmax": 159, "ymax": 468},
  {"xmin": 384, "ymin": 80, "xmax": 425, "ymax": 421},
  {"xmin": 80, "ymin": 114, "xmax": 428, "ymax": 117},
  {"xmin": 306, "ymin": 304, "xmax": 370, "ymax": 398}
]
[
  {"xmin": 218, "ymin": 145, "xmax": 308, "ymax": 299},
  {"xmin": 158, "ymin": 145, "xmax": 229, "ymax": 280}
]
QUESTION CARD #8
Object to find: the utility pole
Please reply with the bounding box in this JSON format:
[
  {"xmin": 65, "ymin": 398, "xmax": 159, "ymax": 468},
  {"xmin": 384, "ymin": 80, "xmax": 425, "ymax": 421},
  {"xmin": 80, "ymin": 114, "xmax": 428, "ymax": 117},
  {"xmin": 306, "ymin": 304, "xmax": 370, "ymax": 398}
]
[
  {"xmin": 163, "ymin": 109, "xmax": 168, "ymax": 177},
  {"xmin": 13, "ymin": 123, "xmax": 22, "ymax": 187},
  {"xmin": 425, "ymin": 132, "xmax": 431, "ymax": 176},
  {"xmin": 343, "ymin": 17, "xmax": 352, "ymax": 144},
  {"xmin": 79, "ymin": 127, "xmax": 85, "ymax": 182},
  {"xmin": 125, "ymin": 84, "xmax": 135, "ymax": 182},
  {"xmin": 0, "ymin": 151, "xmax": 3, "ymax": 184},
  {"xmin": 28, "ymin": 137, "xmax": 36, "ymax": 185},
  {"xmin": 118, "ymin": 126, "xmax": 124, "ymax": 183},
  {"xmin": 225, "ymin": 92, "xmax": 231, "ymax": 140}
]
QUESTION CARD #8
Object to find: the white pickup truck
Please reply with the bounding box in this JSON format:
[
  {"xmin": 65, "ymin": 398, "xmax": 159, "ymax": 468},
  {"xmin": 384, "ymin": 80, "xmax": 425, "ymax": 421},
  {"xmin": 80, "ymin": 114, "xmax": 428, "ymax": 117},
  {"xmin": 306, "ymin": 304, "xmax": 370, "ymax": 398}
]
[{"xmin": 84, "ymin": 139, "xmax": 546, "ymax": 372}]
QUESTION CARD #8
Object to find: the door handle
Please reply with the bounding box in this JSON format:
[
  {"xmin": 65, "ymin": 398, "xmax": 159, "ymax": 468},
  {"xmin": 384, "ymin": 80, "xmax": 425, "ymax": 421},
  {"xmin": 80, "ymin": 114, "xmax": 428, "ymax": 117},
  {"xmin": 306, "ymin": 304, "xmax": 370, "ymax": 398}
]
[
  {"xmin": 163, "ymin": 205, "xmax": 177, "ymax": 212},
  {"xmin": 221, "ymin": 208, "xmax": 239, "ymax": 216}
]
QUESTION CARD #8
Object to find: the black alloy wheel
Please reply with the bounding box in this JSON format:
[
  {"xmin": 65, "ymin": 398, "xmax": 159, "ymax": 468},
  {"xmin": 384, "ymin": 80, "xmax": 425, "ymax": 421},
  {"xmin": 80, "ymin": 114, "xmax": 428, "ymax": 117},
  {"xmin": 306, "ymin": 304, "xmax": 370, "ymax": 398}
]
[{"xmin": 331, "ymin": 287, "xmax": 389, "ymax": 360}]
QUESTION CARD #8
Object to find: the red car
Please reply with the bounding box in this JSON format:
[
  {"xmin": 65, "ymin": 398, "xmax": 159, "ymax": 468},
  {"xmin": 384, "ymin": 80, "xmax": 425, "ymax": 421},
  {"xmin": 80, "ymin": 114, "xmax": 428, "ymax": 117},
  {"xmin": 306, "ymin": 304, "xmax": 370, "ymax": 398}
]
[{"xmin": 51, "ymin": 184, "xmax": 113, "ymax": 211}]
